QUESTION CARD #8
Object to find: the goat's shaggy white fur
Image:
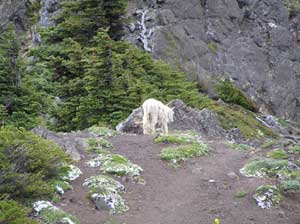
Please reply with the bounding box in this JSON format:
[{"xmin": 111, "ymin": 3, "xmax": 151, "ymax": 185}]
[{"xmin": 142, "ymin": 98, "xmax": 174, "ymax": 135}]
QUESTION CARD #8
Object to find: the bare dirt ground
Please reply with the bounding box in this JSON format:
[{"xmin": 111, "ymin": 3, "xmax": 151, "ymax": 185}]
[{"xmin": 58, "ymin": 134, "xmax": 300, "ymax": 224}]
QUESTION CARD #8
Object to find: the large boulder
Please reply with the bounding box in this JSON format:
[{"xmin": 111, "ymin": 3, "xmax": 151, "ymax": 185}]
[{"xmin": 116, "ymin": 99, "xmax": 226, "ymax": 138}]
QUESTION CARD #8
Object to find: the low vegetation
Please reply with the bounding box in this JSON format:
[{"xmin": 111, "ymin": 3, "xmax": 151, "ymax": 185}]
[
  {"xmin": 215, "ymin": 79, "xmax": 257, "ymax": 112},
  {"xmin": 253, "ymin": 185, "xmax": 281, "ymax": 209},
  {"xmin": 234, "ymin": 191, "xmax": 248, "ymax": 198},
  {"xmin": 228, "ymin": 143, "xmax": 253, "ymax": 151},
  {"xmin": 155, "ymin": 132, "xmax": 198, "ymax": 144},
  {"xmin": 240, "ymin": 158, "xmax": 289, "ymax": 178},
  {"xmin": 160, "ymin": 142, "xmax": 209, "ymax": 166},
  {"xmin": 0, "ymin": 199, "xmax": 38, "ymax": 224},
  {"xmin": 268, "ymin": 149, "xmax": 288, "ymax": 159},
  {"xmin": 34, "ymin": 201, "xmax": 79, "ymax": 224},
  {"xmin": 282, "ymin": 0, "xmax": 300, "ymax": 15},
  {"xmin": 156, "ymin": 132, "xmax": 209, "ymax": 166},
  {"xmin": 288, "ymin": 145, "xmax": 300, "ymax": 154},
  {"xmin": 88, "ymin": 126, "xmax": 117, "ymax": 138}
]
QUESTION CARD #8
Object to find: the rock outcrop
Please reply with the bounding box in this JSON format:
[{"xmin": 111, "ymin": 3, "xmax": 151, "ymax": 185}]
[
  {"xmin": 124, "ymin": 0, "xmax": 300, "ymax": 123},
  {"xmin": 32, "ymin": 126, "xmax": 94, "ymax": 161}
]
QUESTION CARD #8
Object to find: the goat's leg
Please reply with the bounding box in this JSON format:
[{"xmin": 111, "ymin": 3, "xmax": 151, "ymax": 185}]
[
  {"xmin": 151, "ymin": 112, "xmax": 158, "ymax": 135},
  {"xmin": 142, "ymin": 112, "xmax": 150, "ymax": 135},
  {"xmin": 162, "ymin": 122, "xmax": 169, "ymax": 134}
]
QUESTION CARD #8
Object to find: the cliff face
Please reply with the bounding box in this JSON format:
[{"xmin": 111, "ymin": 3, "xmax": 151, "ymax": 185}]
[{"xmin": 124, "ymin": 0, "xmax": 300, "ymax": 122}]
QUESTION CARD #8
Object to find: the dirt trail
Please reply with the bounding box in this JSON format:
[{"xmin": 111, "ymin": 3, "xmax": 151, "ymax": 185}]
[{"xmin": 58, "ymin": 134, "xmax": 300, "ymax": 224}]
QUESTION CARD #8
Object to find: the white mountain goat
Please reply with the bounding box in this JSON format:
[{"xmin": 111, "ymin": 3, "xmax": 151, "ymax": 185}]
[{"xmin": 142, "ymin": 98, "xmax": 174, "ymax": 135}]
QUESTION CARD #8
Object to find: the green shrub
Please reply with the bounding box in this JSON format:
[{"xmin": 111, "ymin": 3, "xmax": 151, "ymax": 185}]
[
  {"xmin": 0, "ymin": 127, "xmax": 70, "ymax": 202},
  {"xmin": 215, "ymin": 79, "xmax": 257, "ymax": 112},
  {"xmin": 160, "ymin": 143, "xmax": 209, "ymax": 166},
  {"xmin": 0, "ymin": 199, "xmax": 38, "ymax": 224},
  {"xmin": 268, "ymin": 149, "xmax": 288, "ymax": 159}
]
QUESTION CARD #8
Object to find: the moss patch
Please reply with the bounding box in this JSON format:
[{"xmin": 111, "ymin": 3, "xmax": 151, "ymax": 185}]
[
  {"xmin": 253, "ymin": 185, "xmax": 281, "ymax": 209},
  {"xmin": 207, "ymin": 42, "xmax": 218, "ymax": 53},
  {"xmin": 83, "ymin": 175, "xmax": 128, "ymax": 214},
  {"xmin": 160, "ymin": 143, "xmax": 209, "ymax": 166}
]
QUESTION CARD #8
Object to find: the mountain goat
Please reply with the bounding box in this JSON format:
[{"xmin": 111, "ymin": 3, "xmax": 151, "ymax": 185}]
[{"xmin": 142, "ymin": 98, "xmax": 174, "ymax": 135}]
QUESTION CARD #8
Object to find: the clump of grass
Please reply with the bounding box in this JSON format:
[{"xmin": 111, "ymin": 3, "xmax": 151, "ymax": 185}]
[
  {"xmin": 87, "ymin": 137, "xmax": 113, "ymax": 154},
  {"xmin": 228, "ymin": 143, "xmax": 253, "ymax": 151},
  {"xmin": 235, "ymin": 191, "xmax": 248, "ymax": 198},
  {"xmin": 262, "ymin": 140, "xmax": 276, "ymax": 149},
  {"xmin": 288, "ymin": 145, "xmax": 300, "ymax": 154},
  {"xmin": 160, "ymin": 143, "xmax": 209, "ymax": 166},
  {"xmin": 240, "ymin": 158, "xmax": 289, "ymax": 178},
  {"xmin": 88, "ymin": 126, "xmax": 116, "ymax": 137},
  {"xmin": 268, "ymin": 149, "xmax": 288, "ymax": 159},
  {"xmin": 155, "ymin": 133, "xmax": 197, "ymax": 144}
]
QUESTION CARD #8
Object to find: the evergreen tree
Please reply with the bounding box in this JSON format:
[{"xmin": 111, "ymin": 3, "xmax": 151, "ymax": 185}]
[{"xmin": 0, "ymin": 25, "xmax": 42, "ymax": 129}]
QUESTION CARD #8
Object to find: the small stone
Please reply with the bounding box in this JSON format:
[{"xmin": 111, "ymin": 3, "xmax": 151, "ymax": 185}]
[
  {"xmin": 227, "ymin": 172, "xmax": 239, "ymax": 179},
  {"xmin": 278, "ymin": 211, "xmax": 285, "ymax": 218},
  {"xmin": 129, "ymin": 23, "xmax": 136, "ymax": 33}
]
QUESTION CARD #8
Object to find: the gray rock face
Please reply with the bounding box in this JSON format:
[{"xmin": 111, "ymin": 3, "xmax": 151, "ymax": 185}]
[
  {"xmin": 124, "ymin": 0, "xmax": 300, "ymax": 122},
  {"xmin": 39, "ymin": 0, "xmax": 61, "ymax": 27},
  {"xmin": 0, "ymin": 0, "xmax": 29, "ymax": 32},
  {"xmin": 32, "ymin": 126, "xmax": 95, "ymax": 161},
  {"xmin": 116, "ymin": 99, "xmax": 226, "ymax": 138}
]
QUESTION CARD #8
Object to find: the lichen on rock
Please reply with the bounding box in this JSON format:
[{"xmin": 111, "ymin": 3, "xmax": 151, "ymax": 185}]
[
  {"xmin": 83, "ymin": 175, "xmax": 128, "ymax": 214},
  {"xmin": 62, "ymin": 165, "xmax": 82, "ymax": 181}
]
